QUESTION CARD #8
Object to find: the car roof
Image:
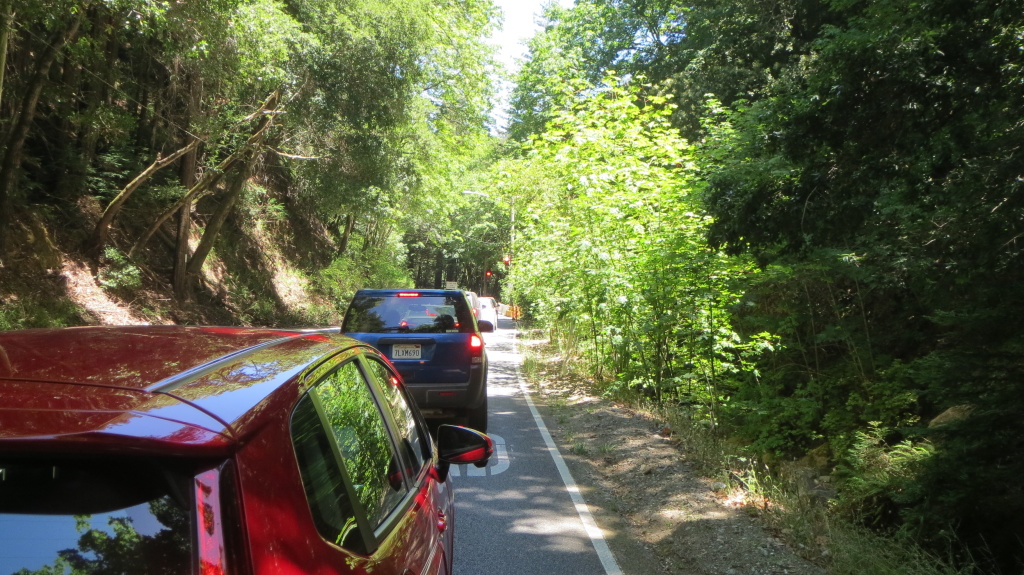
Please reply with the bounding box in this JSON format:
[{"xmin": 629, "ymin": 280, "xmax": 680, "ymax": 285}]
[
  {"xmin": 0, "ymin": 326, "xmax": 360, "ymax": 458},
  {"xmin": 354, "ymin": 288, "xmax": 465, "ymax": 297}
]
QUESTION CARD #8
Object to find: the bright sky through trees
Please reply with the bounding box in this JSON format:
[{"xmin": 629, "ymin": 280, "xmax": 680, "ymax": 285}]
[{"xmin": 489, "ymin": 0, "xmax": 572, "ymax": 130}]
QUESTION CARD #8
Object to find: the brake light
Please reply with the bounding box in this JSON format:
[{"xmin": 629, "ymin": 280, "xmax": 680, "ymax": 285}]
[
  {"xmin": 397, "ymin": 292, "xmax": 420, "ymax": 297},
  {"xmin": 194, "ymin": 470, "xmax": 228, "ymax": 575},
  {"xmin": 469, "ymin": 334, "xmax": 484, "ymax": 362}
]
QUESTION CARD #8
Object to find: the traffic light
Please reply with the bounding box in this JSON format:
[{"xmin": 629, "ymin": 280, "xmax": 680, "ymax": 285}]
[
  {"xmin": 485, "ymin": 270, "xmax": 492, "ymax": 278},
  {"xmin": 502, "ymin": 255, "xmax": 511, "ymax": 266}
]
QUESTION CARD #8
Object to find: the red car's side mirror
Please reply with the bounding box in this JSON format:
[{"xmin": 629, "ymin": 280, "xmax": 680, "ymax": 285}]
[{"xmin": 436, "ymin": 424, "xmax": 493, "ymax": 481}]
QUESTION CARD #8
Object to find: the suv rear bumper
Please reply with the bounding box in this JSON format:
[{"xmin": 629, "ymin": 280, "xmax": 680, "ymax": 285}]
[{"xmin": 404, "ymin": 364, "xmax": 487, "ymax": 413}]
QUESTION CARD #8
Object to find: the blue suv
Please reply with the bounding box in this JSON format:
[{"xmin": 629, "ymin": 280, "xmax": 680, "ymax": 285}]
[{"xmin": 342, "ymin": 289, "xmax": 492, "ymax": 431}]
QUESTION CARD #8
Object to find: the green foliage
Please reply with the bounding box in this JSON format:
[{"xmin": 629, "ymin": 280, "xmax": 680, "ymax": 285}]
[
  {"xmin": 689, "ymin": 0, "xmax": 1024, "ymax": 569},
  {"xmin": 833, "ymin": 423, "xmax": 934, "ymax": 529},
  {"xmin": 506, "ymin": 4, "xmax": 592, "ymax": 140},
  {"xmin": 229, "ymin": 0, "xmax": 312, "ymax": 91},
  {"xmin": 222, "ymin": 278, "xmax": 277, "ymax": 326},
  {"xmin": 506, "ymin": 0, "xmax": 686, "ymax": 140},
  {"xmin": 98, "ymin": 248, "xmax": 142, "ymax": 292},
  {"xmin": 241, "ymin": 183, "xmax": 287, "ymax": 227},
  {"xmin": 826, "ymin": 522, "xmax": 972, "ymax": 575},
  {"xmin": 2, "ymin": 0, "xmax": 499, "ymax": 309},
  {"xmin": 314, "ymin": 247, "xmax": 412, "ymax": 310},
  {"xmin": 504, "ymin": 0, "xmax": 1024, "ymax": 569},
  {"xmin": 0, "ymin": 294, "xmax": 82, "ymax": 330},
  {"xmin": 496, "ymin": 74, "xmax": 770, "ymax": 426}
]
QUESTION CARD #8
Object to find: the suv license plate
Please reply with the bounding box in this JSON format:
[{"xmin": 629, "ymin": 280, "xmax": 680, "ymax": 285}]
[{"xmin": 392, "ymin": 344, "xmax": 422, "ymax": 359}]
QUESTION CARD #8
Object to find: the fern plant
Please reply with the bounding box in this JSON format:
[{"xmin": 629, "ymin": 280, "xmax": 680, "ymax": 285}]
[{"xmin": 833, "ymin": 422, "xmax": 933, "ymax": 529}]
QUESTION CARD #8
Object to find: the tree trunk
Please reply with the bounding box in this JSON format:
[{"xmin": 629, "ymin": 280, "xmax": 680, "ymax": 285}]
[
  {"xmin": 434, "ymin": 248, "xmax": 444, "ymax": 288},
  {"xmin": 185, "ymin": 158, "xmax": 252, "ymax": 277},
  {"xmin": 173, "ymin": 136, "xmax": 199, "ymax": 299},
  {"xmin": 0, "ymin": 11, "xmax": 83, "ymax": 256},
  {"xmin": 183, "ymin": 90, "xmax": 280, "ymax": 278},
  {"xmin": 130, "ymin": 159, "xmax": 227, "ymax": 257},
  {"xmin": 130, "ymin": 91, "xmax": 280, "ymax": 257},
  {"xmin": 338, "ymin": 213, "xmax": 355, "ymax": 255},
  {"xmin": 53, "ymin": 53, "xmax": 83, "ymax": 197},
  {"xmin": 90, "ymin": 138, "xmax": 199, "ymax": 256},
  {"xmin": 0, "ymin": 0, "xmax": 14, "ymax": 120}
]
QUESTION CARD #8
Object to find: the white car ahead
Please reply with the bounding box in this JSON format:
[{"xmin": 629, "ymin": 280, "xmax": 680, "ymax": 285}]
[{"xmin": 477, "ymin": 296, "xmax": 499, "ymax": 328}]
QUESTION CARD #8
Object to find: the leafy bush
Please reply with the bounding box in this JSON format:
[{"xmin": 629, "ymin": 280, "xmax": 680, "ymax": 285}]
[
  {"xmin": 98, "ymin": 248, "xmax": 142, "ymax": 292},
  {"xmin": 241, "ymin": 183, "xmax": 288, "ymax": 228},
  {"xmin": 0, "ymin": 295, "xmax": 84, "ymax": 330},
  {"xmin": 833, "ymin": 423, "xmax": 933, "ymax": 530},
  {"xmin": 826, "ymin": 522, "xmax": 971, "ymax": 575},
  {"xmin": 314, "ymin": 258, "xmax": 362, "ymax": 306}
]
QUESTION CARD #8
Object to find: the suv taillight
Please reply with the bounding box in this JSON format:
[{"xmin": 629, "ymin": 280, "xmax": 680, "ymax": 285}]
[{"xmin": 470, "ymin": 334, "xmax": 483, "ymax": 363}]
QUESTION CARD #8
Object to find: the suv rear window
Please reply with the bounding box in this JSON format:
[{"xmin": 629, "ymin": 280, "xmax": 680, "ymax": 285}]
[
  {"xmin": 0, "ymin": 458, "xmax": 194, "ymax": 574},
  {"xmin": 343, "ymin": 293, "xmax": 474, "ymax": 334}
]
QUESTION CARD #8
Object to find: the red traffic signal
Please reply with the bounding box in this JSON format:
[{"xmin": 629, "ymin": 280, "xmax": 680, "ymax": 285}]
[
  {"xmin": 502, "ymin": 255, "xmax": 511, "ymax": 266},
  {"xmin": 485, "ymin": 270, "xmax": 492, "ymax": 277}
]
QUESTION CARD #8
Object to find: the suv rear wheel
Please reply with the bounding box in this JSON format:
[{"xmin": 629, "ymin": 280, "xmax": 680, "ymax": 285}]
[{"xmin": 464, "ymin": 395, "xmax": 487, "ymax": 432}]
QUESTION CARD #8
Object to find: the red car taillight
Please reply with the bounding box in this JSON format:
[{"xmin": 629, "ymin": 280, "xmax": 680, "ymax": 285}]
[{"xmin": 195, "ymin": 470, "xmax": 229, "ymax": 575}]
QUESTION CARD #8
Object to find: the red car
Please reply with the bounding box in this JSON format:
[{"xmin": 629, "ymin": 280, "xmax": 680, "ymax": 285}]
[{"xmin": 0, "ymin": 325, "xmax": 491, "ymax": 575}]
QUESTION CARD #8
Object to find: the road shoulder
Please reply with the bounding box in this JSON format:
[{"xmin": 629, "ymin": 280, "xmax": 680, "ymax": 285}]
[{"xmin": 525, "ymin": 367, "xmax": 827, "ymax": 575}]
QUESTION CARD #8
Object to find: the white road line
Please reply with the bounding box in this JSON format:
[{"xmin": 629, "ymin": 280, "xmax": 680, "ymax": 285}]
[{"xmin": 513, "ymin": 336, "xmax": 624, "ymax": 575}]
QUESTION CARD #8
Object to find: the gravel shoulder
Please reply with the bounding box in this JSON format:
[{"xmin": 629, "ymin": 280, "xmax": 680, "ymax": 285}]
[{"xmin": 523, "ymin": 344, "xmax": 827, "ymax": 575}]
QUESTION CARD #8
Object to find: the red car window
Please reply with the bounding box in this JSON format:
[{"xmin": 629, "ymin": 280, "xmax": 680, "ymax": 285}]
[
  {"xmin": 362, "ymin": 357, "xmax": 431, "ymax": 473},
  {"xmin": 292, "ymin": 395, "xmax": 367, "ymax": 553},
  {"xmin": 315, "ymin": 362, "xmax": 411, "ymax": 529},
  {"xmin": 0, "ymin": 458, "xmax": 194, "ymax": 574}
]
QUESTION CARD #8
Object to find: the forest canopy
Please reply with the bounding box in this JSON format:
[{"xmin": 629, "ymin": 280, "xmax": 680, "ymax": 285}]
[{"xmin": 0, "ymin": 0, "xmax": 501, "ymax": 305}]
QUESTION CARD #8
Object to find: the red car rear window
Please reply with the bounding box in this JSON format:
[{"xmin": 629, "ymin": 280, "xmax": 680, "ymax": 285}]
[{"xmin": 0, "ymin": 458, "xmax": 195, "ymax": 574}]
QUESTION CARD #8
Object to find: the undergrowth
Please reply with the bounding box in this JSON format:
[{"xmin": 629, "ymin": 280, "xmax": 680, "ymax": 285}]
[
  {"xmin": 518, "ymin": 329, "xmax": 973, "ymax": 575},
  {"xmin": 0, "ymin": 292, "xmax": 84, "ymax": 329}
]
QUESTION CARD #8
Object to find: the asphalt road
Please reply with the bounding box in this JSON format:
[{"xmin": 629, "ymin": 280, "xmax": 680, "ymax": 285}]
[{"xmin": 450, "ymin": 318, "xmax": 622, "ymax": 575}]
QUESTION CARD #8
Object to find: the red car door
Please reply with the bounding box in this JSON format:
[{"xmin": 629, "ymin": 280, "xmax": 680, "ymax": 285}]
[
  {"xmin": 238, "ymin": 352, "xmax": 452, "ymax": 575},
  {"xmin": 359, "ymin": 355, "xmax": 453, "ymax": 575}
]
